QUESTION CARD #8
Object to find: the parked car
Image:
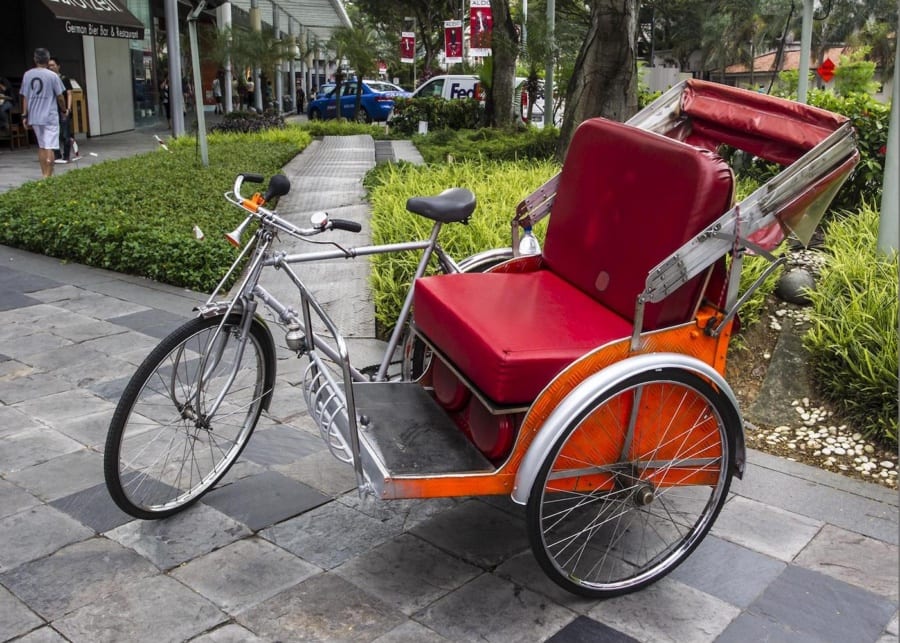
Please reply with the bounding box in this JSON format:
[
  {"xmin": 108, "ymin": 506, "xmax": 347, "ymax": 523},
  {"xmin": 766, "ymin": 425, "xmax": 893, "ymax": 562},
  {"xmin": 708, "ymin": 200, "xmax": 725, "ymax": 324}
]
[
  {"xmin": 307, "ymin": 80, "xmax": 402, "ymax": 122},
  {"xmin": 409, "ymin": 74, "xmax": 545, "ymax": 127},
  {"xmin": 314, "ymin": 83, "xmax": 335, "ymax": 99},
  {"xmin": 364, "ymin": 80, "xmax": 412, "ymax": 97}
]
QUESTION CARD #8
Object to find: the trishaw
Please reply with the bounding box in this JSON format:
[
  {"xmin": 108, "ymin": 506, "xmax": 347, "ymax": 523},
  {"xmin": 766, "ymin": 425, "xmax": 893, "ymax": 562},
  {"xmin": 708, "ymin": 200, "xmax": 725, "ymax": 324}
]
[{"xmin": 104, "ymin": 80, "xmax": 858, "ymax": 598}]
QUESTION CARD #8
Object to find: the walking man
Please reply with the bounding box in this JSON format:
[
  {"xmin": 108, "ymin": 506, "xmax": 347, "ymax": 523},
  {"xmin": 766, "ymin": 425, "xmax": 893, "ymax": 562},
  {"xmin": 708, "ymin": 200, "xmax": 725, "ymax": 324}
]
[
  {"xmin": 20, "ymin": 48, "xmax": 65, "ymax": 178},
  {"xmin": 48, "ymin": 57, "xmax": 73, "ymax": 164}
]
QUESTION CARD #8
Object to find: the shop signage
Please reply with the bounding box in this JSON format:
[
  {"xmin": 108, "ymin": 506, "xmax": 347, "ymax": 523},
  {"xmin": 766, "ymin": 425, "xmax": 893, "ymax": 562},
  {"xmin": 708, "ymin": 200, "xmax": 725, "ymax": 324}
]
[{"xmin": 40, "ymin": 0, "xmax": 146, "ymax": 40}]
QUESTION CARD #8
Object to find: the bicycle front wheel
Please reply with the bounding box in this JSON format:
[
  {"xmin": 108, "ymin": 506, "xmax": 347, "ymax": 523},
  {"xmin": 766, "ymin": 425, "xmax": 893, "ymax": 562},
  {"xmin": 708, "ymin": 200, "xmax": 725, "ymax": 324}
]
[
  {"xmin": 105, "ymin": 314, "xmax": 275, "ymax": 519},
  {"xmin": 526, "ymin": 368, "xmax": 738, "ymax": 598}
]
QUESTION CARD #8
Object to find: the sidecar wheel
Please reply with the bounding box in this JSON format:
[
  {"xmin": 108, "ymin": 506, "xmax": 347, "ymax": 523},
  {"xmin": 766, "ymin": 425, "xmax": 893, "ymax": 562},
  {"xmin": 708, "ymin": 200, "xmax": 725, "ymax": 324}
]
[{"xmin": 526, "ymin": 368, "xmax": 738, "ymax": 598}]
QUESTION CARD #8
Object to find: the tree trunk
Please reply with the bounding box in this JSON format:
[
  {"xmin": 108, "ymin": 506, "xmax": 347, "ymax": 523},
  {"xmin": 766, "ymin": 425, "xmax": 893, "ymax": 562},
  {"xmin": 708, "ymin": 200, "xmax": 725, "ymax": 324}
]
[
  {"xmin": 556, "ymin": 0, "xmax": 638, "ymax": 159},
  {"xmin": 487, "ymin": 0, "xmax": 518, "ymax": 128}
]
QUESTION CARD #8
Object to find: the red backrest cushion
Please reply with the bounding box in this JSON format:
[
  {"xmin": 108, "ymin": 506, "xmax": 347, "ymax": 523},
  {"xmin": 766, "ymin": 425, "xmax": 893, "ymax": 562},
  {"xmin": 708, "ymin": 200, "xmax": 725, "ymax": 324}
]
[{"xmin": 542, "ymin": 118, "xmax": 734, "ymax": 330}]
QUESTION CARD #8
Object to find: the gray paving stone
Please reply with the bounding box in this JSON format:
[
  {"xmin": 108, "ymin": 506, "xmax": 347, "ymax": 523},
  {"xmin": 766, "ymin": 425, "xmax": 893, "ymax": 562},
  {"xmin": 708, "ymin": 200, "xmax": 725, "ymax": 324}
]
[
  {"xmin": 0, "ymin": 291, "xmax": 40, "ymax": 311},
  {"xmin": 337, "ymin": 493, "xmax": 461, "ymax": 532},
  {"xmin": 712, "ymin": 494, "xmax": 823, "ymax": 561},
  {"xmin": 748, "ymin": 565, "xmax": 897, "ymax": 642},
  {"xmin": 732, "ymin": 457, "xmax": 899, "ymax": 545},
  {"xmin": 77, "ymin": 330, "xmax": 160, "ymax": 361},
  {"xmin": 201, "ymin": 470, "xmax": 330, "ymax": 531},
  {"xmin": 0, "ymin": 537, "xmax": 158, "ymax": 620},
  {"xmin": 0, "ymin": 428, "xmax": 84, "ymax": 476},
  {"xmin": 410, "ymin": 498, "xmax": 530, "ymax": 568},
  {"xmin": 107, "ymin": 503, "xmax": 251, "ymax": 570},
  {"xmin": 0, "ymin": 584, "xmax": 44, "ymax": 640},
  {"xmin": 189, "ymin": 623, "xmax": 265, "ymax": 643},
  {"xmin": 587, "ymin": 577, "xmax": 741, "ymax": 643},
  {"xmin": 333, "ymin": 533, "xmax": 481, "ymax": 615},
  {"xmin": 260, "ymin": 500, "xmax": 401, "ymax": 569},
  {"xmin": 0, "ymin": 266, "xmax": 60, "ymax": 292},
  {"xmin": 7, "ymin": 448, "xmax": 104, "ymax": 501},
  {"xmin": 236, "ymin": 572, "xmax": 405, "ymax": 641},
  {"xmin": 42, "ymin": 316, "xmax": 130, "ymax": 343},
  {"xmin": 25, "ymin": 345, "xmax": 136, "ymax": 389},
  {"xmin": 52, "ymin": 573, "xmax": 226, "ymax": 642},
  {"xmin": 106, "ymin": 308, "xmax": 190, "ymax": 338},
  {"xmin": 0, "ymin": 331, "xmax": 72, "ymax": 359},
  {"xmin": 794, "ymin": 523, "xmax": 899, "ymax": 601},
  {"xmin": 0, "ymin": 505, "xmax": 93, "ymax": 573},
  {"xmin": 494, "ymin": 550, "xmax": 600, "ymax": 614},
  {"xmin": 414, "ymin": 572, "xmax": 575, "ymax": 642},
  {"xmin": 0, "ymin": 404, "xmax": 42, "ymax": 439},
  {"xmin": 547, "ymin": 615, "xmax": 640, "ymax": 642},
  {"xmin": 13, "ymin": 388, "xmax": 115, "ymax": 427},
  {"xmin": 171, "ymin": 537, "xmax": 320, "ymax": 614},
  {"xmin": 0, "ymin": 478, "xmax": 41, "ymax": 519},
  {"xmin": 13, "ymin": 626, "xmax": 70, "ymax": 642},
  {"xmin": 0, "ymin": 372, "xmax": 75, "ymax": 405},
  {"xmin": 670, "ymin": 534, "xmax": 786, "ymax": 608},
  {"xmin": 240, "ymin": 423, "xmax": 326, "ymax": 466},
  {"xmin": 371, "ymin": 621, "xmax": 452, "ymax": 643},
  {"xmin": 716, "ymin": 611, "xmax": 823, "ymax": 643},
  {"xmin": 50, "ymin": 483, "xmax": 134, "ymax": 533},
  {"xmin": 39, "ymin": 290, "xmax": 149, "ymax": 320},
  {"xmin": 48, "ymin": 409, "xmax": 112, "ymax": 448},
  {"xmin": 273, "ymin": 449, "xmax": 359, "ymax": 496}
]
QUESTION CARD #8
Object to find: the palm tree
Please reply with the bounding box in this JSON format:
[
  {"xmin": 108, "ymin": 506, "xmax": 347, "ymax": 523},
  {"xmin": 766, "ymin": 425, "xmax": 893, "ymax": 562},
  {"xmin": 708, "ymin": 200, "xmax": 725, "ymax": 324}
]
[{"xmin": 330, "ymin": 24, "xmax": 381, "ymax": 121}]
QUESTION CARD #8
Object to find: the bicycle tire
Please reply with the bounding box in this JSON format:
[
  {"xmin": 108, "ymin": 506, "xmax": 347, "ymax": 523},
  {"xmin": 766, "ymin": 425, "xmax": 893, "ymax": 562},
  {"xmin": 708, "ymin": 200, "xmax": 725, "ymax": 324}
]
[
  {"xmin": 526, "ymin": 368, "xmax": 738, "ymax": 598},
  {"xmin": 104, "ymin": 313, "xmax": 276, "ymax": 519}
]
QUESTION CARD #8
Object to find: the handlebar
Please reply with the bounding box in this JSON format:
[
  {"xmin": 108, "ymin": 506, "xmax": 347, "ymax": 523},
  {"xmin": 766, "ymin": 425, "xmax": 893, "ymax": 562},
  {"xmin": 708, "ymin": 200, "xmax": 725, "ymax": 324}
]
[{"xmin": 226, "ymin": 173, "xmax": 361, "ymax": 245}]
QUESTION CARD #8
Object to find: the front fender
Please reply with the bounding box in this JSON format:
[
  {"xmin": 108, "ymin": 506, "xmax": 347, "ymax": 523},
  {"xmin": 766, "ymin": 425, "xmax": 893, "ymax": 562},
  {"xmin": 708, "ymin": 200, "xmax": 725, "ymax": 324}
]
[{"xmin": 510, "ymin": 352, "xmax": 746, "ymax": 505}]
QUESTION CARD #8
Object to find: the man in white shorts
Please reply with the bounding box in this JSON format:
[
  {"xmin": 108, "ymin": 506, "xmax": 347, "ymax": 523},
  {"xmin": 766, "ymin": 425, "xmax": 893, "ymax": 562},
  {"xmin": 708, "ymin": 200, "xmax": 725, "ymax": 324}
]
[{"xmin": 20, "ymin": 48, "xmax": 66, "ymax": 178}]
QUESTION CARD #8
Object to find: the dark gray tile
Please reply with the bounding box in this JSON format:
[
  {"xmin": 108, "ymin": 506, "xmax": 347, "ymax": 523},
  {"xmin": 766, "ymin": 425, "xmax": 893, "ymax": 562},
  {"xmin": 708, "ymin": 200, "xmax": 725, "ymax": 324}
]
[
  {"xmin": 716, "ymin": 612, "xmax": 823, "ymax": 643},
  {"xmin": 749, "ymin": 565, "xmax": 897, "ymax": 642},
  {"xmin": 240, "ymin": 423, "xmax": 326, "ymax": 466},
  {"xmin": 0, "ymin": 291, "xmax": 40, "ymax": 311},
  {"xmin": 202, "ymin": 470, "xmax": 330, "ymax": 531},
  {"xmin": 0, "ymin": 267, "xmax": 60, "ymax": 291},
  {"xmin": 50, "ymin": 482, "xmax": 134, "ymax": 533},
  {"xmin": 106, "ymin": 308, "xmax": 189, "ymax": 337},
  {"xmin": 671, "ymin": 535, "xmax": 786, "ymax": 608},
  {"xmin": 547, "ymin": 616, "xmax": 639, "ymax": 643}
]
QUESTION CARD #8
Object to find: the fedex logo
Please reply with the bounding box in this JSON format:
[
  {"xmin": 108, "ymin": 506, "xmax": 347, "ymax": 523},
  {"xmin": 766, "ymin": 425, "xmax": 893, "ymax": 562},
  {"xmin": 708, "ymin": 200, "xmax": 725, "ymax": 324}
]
[{"xmin": 450, "ymin": 82, "xmax": 478, "ymax": 99}]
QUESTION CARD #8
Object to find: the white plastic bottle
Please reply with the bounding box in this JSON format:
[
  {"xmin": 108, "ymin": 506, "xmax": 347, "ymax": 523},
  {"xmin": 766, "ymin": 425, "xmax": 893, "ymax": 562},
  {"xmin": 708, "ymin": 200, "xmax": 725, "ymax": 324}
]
[{"xmin": 518, "ymin": 225, "xmax": 541, "ymax": 256}]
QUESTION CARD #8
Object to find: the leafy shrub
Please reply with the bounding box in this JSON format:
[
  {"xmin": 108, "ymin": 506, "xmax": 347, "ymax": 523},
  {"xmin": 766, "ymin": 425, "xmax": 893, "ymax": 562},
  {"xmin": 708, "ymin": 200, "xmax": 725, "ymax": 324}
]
[
  {"xmin": 210, "ymin": 110, "xmax": 285, "ymax": 133},
  {"xmin": 804, "ymin": 204, "xmax": 898, "ymax": 445},
  {"xmin": 367, "ymin": 159, "xmax": 559, "ymax": 330},
  {"xmin": 299, "ymin": 120, "xmax": 393, "ymax": 139},
  {"xmin": 411, "ymin": 127, "xmax": 560, "ymax": 164},
  {"xmin": 0, "ymin": 128, "xmax": 312, "ymax": 292},
  {"xmin": 390, "ymin": 97, "xmax": 485, "ymax": 135}
]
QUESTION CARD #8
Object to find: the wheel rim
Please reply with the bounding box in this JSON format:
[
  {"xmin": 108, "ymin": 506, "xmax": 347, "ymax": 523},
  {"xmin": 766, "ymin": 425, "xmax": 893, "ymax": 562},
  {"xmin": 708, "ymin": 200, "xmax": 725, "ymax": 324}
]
[
  {"xmin": 535, "ymin": 375, "xmax": 731, "ymax": 594},
  {"xmin": 115, "ymin": 323, "xmax": 266, "ymax": 513}
]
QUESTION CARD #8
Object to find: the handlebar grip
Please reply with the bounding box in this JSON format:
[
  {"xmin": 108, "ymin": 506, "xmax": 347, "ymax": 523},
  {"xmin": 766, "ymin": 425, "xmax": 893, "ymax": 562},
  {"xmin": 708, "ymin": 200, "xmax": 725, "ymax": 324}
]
[
  {"xmin": 330, "ymin": 219, "xmax": 362, "ymax": 233},
  {"xmin": 242, "ymin": 173, "xmax": 265, "ymax": 183}
]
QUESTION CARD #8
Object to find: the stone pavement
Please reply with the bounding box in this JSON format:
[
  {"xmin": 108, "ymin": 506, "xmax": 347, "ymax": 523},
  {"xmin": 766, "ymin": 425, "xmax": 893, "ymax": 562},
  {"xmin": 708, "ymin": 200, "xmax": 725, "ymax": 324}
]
[{"xmin": 0, "ymin": 130, "xmax": 898, "ymax": 642}]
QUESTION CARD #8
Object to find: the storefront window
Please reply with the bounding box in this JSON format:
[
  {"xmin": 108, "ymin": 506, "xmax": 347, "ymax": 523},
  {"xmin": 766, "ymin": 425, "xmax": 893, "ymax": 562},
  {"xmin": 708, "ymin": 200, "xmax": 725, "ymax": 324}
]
[{"xmin": 126, "ymin": 0, "xmax": 157, "ymax": 124}]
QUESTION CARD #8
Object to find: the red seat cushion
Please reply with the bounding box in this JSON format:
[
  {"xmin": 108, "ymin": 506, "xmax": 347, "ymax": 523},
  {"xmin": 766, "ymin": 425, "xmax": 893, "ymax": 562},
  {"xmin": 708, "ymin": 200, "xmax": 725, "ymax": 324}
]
[
  {"xmin": 414, "ymin": 271, "xmax": 633, "ymax": 404},
  {"xmin": 543, "ymin": 118, "xmax": 734, "ymax": 330}
]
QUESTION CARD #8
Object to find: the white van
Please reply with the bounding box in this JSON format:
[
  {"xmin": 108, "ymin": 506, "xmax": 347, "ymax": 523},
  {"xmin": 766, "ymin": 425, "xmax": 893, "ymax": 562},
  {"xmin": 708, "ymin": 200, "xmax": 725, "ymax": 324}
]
[{"xmin": 410, "ymin": 74, "xmax": 545, "ymax": 127}]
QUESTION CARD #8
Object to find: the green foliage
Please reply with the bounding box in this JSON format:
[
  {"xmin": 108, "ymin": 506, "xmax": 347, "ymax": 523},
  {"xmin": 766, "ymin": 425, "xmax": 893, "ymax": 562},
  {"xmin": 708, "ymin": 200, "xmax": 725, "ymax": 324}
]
[
  {"xmin": 390, "ymin": 97, "xmax": 485, "ymax": 135},
  {"xmin": 804, "ymin": 205, "xmax": 898, "ymax": 445},
  {"xmin": 411, "ymin": 127, "xmax": 560, "ymax": 164},
  {"xmin": 210, "ymin": 110, "xmax": 285, "ymax": 133},
  {"xmin": 0, "ymin": 128, "xmax": 312, "ymax": 292},
  {"xmin": 366, "ymin": 159, "xmax": 559, "ymax": 330},
  {"xmin": 833, "ymin": 47, "xmax": 880, "ymax": 97},
  {"xmin": 299, "ymin": 120, "xmax": 394, "ymax": 139}
]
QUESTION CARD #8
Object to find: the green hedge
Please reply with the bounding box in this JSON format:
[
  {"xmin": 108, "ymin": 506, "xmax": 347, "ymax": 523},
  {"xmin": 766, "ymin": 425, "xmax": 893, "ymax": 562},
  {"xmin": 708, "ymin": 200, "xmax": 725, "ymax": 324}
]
[
  {"xmin": 0, "ymin": 127, "xmax": 312, "ymax": 292},
  {"xmin": 411, "ymin": 126, "xmax": 560, "ymax": 164},
  {"xmin": 389, "ymin": 97, "xmax": 485, "ymax": 135},
  {"xmin": 804, "ymin": 204, "xmax": 898, "ymax": 445}
]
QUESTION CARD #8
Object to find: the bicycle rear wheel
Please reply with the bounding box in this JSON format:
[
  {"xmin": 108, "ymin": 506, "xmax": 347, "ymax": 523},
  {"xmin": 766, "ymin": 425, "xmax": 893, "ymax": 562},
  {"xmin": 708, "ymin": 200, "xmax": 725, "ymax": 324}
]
[{"xmin": 104, "ymin": 314, "xmax": 275, "ymax": 519}]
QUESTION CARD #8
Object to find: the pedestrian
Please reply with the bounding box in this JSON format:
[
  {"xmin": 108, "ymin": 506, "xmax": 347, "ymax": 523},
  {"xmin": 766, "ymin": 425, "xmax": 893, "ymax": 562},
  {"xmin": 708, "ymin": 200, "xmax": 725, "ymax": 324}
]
[
  {"xmin": 296, "ymin": 84, "xmax": 304, "ymax": 112},
  {"xmin": 19, "ymin": 48, "xmax": 65, "ymax": 178},
  {"xmin": 160, "ymin": 75, "xmax": 170, "ymax": 123},
  {"xmin": 245, "ymin": 75, "xmax": 255, "ymax": 110},
  {"xmin": 48, "ymin": 57, "xmax": 74, "ymax": 164},
  {"xmin": 212, "ymin": 73, "xmax": 223, "ymax": 114},
  {"xmin": 0, "ymin": 76, "xmax": 15, "ymax": 131}
]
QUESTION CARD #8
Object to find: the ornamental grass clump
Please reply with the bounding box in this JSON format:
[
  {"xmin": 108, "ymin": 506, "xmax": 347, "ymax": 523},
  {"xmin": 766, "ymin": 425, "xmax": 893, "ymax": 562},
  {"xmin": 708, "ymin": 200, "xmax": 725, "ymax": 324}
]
[{"xmin": 804, "ymin": 204, "xmax": 899, "ymax": 445}]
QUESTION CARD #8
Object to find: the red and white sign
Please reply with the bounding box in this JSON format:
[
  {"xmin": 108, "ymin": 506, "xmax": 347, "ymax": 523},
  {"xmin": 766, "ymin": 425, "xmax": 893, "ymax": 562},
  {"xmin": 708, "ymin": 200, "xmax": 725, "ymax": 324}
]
[
  {"xmin": 470, "ymin": 0, "xmax": 493, "ymax": 56},
  {"xmin": 400, "ymin": 32, "xmax": 415, "ymax": 63},
  {"xmin": 817, "ymin": 58, "xmax": 836, "ymax": 83},
  {"xmin": 444, "ymin": 20, "xmax": 463, "ymax": 64}
]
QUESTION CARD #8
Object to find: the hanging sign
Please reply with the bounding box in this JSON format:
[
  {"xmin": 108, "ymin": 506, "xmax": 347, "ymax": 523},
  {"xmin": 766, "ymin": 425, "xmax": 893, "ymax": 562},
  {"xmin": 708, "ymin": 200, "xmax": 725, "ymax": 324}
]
[
  {"xmin": 444, "ymin": 20, "xmax": 463, "ymax": 64},
  {"xmin": 400, "ymin": 32, "xmax": 416, "ymax": 64},
  {"xmin": 817, "ymin": 58, "xmax": 836, "ymax": 83},
  {"xmin": 470, "ymin": 0, "xmax": 493, "ymax": 56}
]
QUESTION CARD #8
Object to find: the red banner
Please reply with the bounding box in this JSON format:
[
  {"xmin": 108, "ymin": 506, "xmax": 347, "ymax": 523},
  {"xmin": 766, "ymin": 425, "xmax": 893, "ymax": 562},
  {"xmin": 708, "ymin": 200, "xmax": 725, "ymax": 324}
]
[
  {"xmin": 470, "ymin": 0, "xmax": 493, "ymax": 56},
  {"xmin": 444, "ymin": 20, "xmax": 463, "ymax": 63},
  {"xmin": 400, "ymin": 32, "xmax": 415, "ymax": 63}
]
